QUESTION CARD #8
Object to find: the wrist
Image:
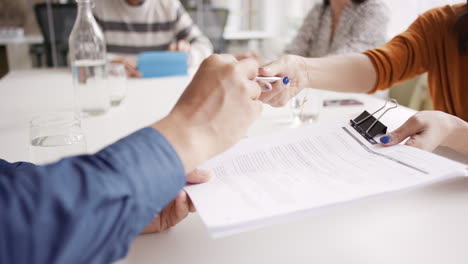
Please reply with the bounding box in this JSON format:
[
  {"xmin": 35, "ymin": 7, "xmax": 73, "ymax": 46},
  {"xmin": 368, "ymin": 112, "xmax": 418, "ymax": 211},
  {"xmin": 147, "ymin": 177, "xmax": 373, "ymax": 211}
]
[
  {"xmin": 299, "ymin": 56, "xmax": 313, "ymax": 88},
  {"xmin": 151, "ymin": 114, "xmax": 212, "ymax": 172},
  {"xmin": 442, "ymin": 114, "xmax": 468, "ymax": 149}
]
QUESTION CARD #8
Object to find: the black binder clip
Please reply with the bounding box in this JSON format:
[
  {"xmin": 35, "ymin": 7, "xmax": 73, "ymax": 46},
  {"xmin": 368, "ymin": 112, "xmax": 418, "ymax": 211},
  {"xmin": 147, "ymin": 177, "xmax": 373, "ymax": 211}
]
[{"xmin": 350, "ymin": 99, "xmax": 398, "ymax": 144}]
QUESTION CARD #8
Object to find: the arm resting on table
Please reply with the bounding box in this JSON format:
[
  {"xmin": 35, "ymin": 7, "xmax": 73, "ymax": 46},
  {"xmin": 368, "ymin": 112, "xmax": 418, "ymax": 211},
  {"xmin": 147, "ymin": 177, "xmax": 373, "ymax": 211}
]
[{"xmin": 0, "ymin": 127, "xmax": 185, "ymax": 264}]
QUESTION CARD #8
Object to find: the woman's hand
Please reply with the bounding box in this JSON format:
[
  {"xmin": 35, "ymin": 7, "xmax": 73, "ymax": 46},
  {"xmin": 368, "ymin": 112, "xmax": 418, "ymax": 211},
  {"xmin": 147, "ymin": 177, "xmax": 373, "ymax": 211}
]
[
  {"xmin": 257, "ymin": 55, "xmax": 310, "ymax": 107},
  {"xmin": 380, "ymin": 111, "xmax": 468, "ymax": 154}
]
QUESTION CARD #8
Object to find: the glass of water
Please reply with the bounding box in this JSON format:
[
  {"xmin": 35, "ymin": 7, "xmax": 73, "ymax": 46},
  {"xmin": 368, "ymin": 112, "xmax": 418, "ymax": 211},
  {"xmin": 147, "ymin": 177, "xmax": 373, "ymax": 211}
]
[
  {"xmin": 290, "ymin": 88, "xmax": 323, "ymax": 124},
  {"xmin": 29, "ymin": 112, "xmax": 87, "ymax": 165},
  {"xmin": 107, "ymin": 62, "xmax": 127, "ymax": 106},
  {"xmin": 72, "ymin": 60, "xmax": 110, "ymax": 115}
]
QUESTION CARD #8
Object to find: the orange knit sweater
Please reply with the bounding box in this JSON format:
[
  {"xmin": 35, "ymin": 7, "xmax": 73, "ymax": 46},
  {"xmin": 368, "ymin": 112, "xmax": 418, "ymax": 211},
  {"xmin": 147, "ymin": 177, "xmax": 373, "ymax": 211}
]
[{"xmin": 364, "ymin": 4, "xmax": 468, "ymax": 121}]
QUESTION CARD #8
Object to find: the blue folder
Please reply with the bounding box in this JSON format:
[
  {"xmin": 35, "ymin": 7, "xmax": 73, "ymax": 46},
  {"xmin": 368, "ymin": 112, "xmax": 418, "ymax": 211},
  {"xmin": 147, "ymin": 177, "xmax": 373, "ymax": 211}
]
[{"xmin": 137, "ymin": 51, "xmax": 188, "ymax": 78}]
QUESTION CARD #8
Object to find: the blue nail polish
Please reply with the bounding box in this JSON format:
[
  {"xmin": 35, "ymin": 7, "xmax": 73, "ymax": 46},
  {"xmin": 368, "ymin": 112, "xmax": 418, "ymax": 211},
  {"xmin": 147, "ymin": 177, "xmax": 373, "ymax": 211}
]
[
  {"xmin": 283, "ymin": 76, "xmax": 290, "ymax": 85},
  {"xmin": 264, "ymin": 85, "xmax": 271, "ymax": 91},
  {"xmin": 380, "ymin": 136, "xmax": 391, "ymax": 144}
]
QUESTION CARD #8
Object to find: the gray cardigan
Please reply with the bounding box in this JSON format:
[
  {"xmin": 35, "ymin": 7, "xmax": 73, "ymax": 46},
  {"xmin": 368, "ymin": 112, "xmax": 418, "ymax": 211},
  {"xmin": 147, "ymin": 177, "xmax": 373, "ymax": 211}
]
[{"xmin": 285, "ymin": 0, "xmax": 389, "ymax": 57}]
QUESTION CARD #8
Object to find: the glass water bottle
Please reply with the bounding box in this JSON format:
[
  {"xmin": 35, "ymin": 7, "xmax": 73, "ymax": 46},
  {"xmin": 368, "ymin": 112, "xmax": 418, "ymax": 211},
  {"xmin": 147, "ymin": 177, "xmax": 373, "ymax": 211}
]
[{"xmin": 69, "ymin": 0, "xmax": 109, "ymax": 115}]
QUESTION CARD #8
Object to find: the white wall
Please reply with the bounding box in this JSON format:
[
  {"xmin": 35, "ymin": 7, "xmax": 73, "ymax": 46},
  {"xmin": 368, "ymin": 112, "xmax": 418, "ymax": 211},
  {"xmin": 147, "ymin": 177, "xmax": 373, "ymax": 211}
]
[
  {"xmin": 385, "ymin": 0, "xmax": 462, "ymax": 38},
  {"xmin": 263, "ymin": 0, "xmax": 463, "ymax": 36}
]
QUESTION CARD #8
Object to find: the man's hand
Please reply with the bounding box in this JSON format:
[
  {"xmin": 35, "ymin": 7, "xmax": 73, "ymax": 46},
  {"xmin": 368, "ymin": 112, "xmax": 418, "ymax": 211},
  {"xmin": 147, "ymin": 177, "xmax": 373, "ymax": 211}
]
[
  {"xmin": 141, "ymin": 169, "xmax": 212, "ymax": 234},
  {"xmin": 111, "ymin": 58, "xmax": 142, "ymax": 78},
  {"xmin": 168, "ymin": 40, "xmax": 191, "ymax": 53},
  {"xmin": 257, "ymin": 55, "xmax": 309, "ymax": 107},
  {"xmin": 152, "ymin": 54, "xmax": 263, "ymax": 172},
  {"xmin": 380, "ymin": 111, "xmax": 468, "ymax": 154}
]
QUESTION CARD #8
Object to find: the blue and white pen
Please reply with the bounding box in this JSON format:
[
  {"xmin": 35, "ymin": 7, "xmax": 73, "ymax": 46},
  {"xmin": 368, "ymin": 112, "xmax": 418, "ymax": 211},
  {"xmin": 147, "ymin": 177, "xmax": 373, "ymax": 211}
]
[
  {"xmin": 256, "ymin": 76, "xmax": 282, "ymax": 83},
  {"xmin": 256, "ymin": 76, "xmax": 289, "ymax": 91}
]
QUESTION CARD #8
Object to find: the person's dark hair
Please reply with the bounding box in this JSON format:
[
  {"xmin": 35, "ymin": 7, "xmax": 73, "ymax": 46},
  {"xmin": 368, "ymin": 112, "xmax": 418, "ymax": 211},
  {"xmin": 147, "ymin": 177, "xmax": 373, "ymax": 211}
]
[
  {"xmin": 454, "ymin": 1, "xmax": 468, "ymax": 55},
  {"xmin": 323, "ymin": 0, "xmax": 367, "ymax": 5}
]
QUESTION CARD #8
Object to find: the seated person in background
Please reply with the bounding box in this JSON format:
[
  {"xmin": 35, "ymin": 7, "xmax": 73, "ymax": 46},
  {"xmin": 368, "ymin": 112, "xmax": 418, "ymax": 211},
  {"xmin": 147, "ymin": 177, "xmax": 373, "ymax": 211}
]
[
  {"xmin": 239, "ymin": 0, "xmax": 389, "ymax": 64},
  {"xmin": 257, "ymin": 2, "xmax": 468, "ymax": 153},
  {"xmin": 285, "ymin": 0, "xmax": 389, "ymax": 57},
  {"xmin": 94, "ymin": 0, "xmax": 214, "ymax": 77}
]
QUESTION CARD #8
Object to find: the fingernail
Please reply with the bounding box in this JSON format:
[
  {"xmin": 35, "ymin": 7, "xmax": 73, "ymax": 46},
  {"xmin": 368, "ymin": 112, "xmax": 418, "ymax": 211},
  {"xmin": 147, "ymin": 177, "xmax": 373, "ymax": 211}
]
[
  {"xmin": 263, "ymin": 85, "xmax": 271, "ymax": 91},
  {"xmin": 283, "ymin": 76, "xmax": 290, "ymax": 85},
  {"xmin": 259, "ymin": 67, "xmax": 270, "ymax": 71},
  {"xmin": 380, "ymin": 136, "xmax": 391, "ymax": 144}
]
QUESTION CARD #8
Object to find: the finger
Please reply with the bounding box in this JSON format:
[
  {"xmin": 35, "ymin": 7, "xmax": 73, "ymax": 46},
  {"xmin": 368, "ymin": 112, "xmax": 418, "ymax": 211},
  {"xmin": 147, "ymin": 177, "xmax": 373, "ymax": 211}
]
[
  {"xmin": 188, "ymin": 195, "xmax": 196, "ymax": 212},
  {"xmin": 238, "ymin": 58, "xmax": 259, "ymax": 80},
  {"xmin": 178, "ymin": 40, "xmax": 190, "ymax": 52},
  {"xmin": 259, "ymin": 88, "xmax": 280, "ymax": 103},
  {"xmin": 168, "ymin": 42, "xmax": 177, "ymax": 51},
  {"xmin": 404, "ymin": 132, "xmax": 440, "ymax": 152},
  {"xmin": 177, "ymin": 40, "xmax": 183, "ymax": 50},
  {"xmin": 257, "ymin": 80, "xmax": 273, "ymax": 92},
  {"xmin": 141, "ymin": 216, "xmax": 161, "ymax": 234},
  {"xmin": 174, "ymin": 191, "xmax": 190, "ymax": 222},
  {"xmin": 380, "ymin": 115, "xmax": 426, "ymax": 147},
  {"xmin": 204, "ymin": 53, "xmax": 237, "ymax": 66},
  {"xmin": 259, "ymin": 59, "xmax": 286, "ymax": 77},
  {"xmin": 123, "ymin": 62, "xmax": 135, "ymax": 72},
  {"xmin": 186, "ymin": 169, "xmax": 213, "ymax": 184},
  {"xmin": 259, "ymin": 77, "xmax": 290, "ymax": 103},
  {"xmin": 245, "ymin": 79, "xmax": 262, "ymax": 100},
  {"xmin": 123, "ymin": 60, "xmax": 142, "ymax": 78},
  {"xmin": 405, "ymin": 135, "xmax": 427, "ymax": 150},
  {"xmin": 251, "ymin": 99, "xmax": 264, "ymax": 118},
  {"xmin": 175, "ymin": 40, "xmax": 182, "ymax": 51},
  {"xmin": 111, "ymin": 59, "xmax": 123, "ymax": 64},
  {"xmin": 126, "ymin": 66, "xmax": 142, "ymax": 78},
  {"xmin": 235, "ymin": 55, "xmax": 248, "ymax": 61},
  {"xmin": 128, "ymin": 68, "xmax": 141, "ymax": 78},
  {"xmin": 183, "ymin": 190, "xmax": 197, "ymax": 213},
  {"xmin": 246, "ymin": 51, "xmax": 258, "ymax": 59}
]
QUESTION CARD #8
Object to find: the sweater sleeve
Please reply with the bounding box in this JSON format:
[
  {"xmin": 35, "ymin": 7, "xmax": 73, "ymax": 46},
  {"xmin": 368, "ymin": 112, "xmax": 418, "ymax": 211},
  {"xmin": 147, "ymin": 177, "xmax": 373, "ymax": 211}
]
[
  {"xmin": 363, "ymin": 9, "xmax": 436, "ymax": 93},
  {"xmin": 284, "ymin": 5, "xmax": 322, "ymax": 57},
  {"xmin": 0, "ymin": 128, "xmax": 186, "ymax": 264},
  {"xmin": 171, "ymin": 1, "xmax": 213, "ymax": 67}
]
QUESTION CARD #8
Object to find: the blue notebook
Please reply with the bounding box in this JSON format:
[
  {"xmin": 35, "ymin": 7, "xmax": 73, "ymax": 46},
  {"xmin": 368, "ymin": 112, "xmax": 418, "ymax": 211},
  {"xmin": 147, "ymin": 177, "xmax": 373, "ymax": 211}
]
[{"xmin": 138, "ymin": 51, "xmax": 189, "ymax": 78}]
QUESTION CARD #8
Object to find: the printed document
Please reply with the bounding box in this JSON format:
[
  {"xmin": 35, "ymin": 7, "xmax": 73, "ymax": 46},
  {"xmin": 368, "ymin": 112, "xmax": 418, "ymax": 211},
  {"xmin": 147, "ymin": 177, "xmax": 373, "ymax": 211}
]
[{"xmin": 185, "ymin": 123, "xmax": 468, "ymax": 238}]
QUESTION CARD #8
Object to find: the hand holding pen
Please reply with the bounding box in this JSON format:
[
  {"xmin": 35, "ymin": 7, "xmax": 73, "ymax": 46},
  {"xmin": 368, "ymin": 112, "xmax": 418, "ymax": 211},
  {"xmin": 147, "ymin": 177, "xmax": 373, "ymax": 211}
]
[{"xmin": 256, "ymin": 55, "xmax": 311, "ymax": 107}]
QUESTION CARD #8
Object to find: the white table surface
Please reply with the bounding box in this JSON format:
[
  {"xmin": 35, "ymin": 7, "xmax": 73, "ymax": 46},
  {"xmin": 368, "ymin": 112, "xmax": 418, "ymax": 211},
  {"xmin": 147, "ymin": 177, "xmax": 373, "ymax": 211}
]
[{"xmin": 1, "ymin": 70, "xmax": 468, "ymax": 264}]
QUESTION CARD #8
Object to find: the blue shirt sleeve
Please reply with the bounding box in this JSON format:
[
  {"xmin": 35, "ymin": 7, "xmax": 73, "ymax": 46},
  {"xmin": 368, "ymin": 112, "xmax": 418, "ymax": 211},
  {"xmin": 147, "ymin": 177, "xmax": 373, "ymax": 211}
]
[{"xmin": 0, "ymin": 127, "xmax": 186, "ymax": 264}]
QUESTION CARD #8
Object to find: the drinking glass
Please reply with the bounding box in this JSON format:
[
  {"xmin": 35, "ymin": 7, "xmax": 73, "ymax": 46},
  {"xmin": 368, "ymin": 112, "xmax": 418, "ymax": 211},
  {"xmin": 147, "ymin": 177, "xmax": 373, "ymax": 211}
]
[
  {"xmin": 290, "ymin": 88, "xmax": 323, "ymax": 124},
  {"xmin": 29, "ymin": 112, "xmax": 87, "ymax": 165},
  {"xmin": 107, "ymin": 62, "xmax": 127, "ymax": 106}
]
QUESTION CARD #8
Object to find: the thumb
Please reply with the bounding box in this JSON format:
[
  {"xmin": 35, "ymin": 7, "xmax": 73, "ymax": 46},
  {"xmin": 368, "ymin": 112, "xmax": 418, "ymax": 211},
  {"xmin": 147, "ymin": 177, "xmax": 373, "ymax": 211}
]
[
  {"xmin": 404, "ymin": 134, "xmax": 429, "ymax": 150},
  {"xmin": 257, "ymin": 80, "xmax": 273, "ymax": 92},
  {"xmin": 380, "ymin": 115, "xmax": 425, "ymax": 147},
  {"xmin": 186, "ymin": 169, "xmax": 213, "ymax": 184}
]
